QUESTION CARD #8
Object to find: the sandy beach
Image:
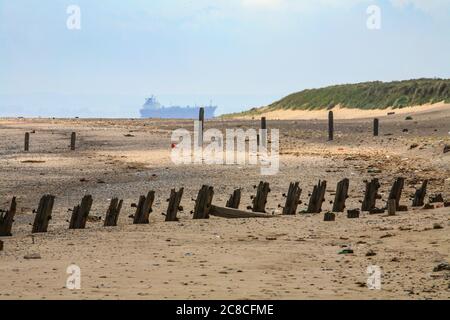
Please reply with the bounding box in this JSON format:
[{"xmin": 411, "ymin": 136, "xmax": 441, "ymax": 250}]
[{"xmin": 0, "ymin": 106, "xmax": 449, "ymax": 299}]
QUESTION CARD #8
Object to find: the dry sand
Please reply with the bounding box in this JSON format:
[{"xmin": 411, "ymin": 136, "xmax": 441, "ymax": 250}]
[{"xmin": 0, "ymin": 106, "xmax": 449, "ymax": 300}]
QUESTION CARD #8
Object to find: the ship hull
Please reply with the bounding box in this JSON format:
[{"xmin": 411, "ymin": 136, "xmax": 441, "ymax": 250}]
[{"xmin": 140, "ymin": 106, "xmax": 216, "ymax": 119}]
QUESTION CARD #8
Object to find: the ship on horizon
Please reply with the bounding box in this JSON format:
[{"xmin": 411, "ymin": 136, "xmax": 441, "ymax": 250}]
[{"xmin": 140, "ymin": 96, "xmax": 217, "ymax": 119}]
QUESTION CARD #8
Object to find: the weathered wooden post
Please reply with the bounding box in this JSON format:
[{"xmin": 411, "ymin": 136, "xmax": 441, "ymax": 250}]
[
  {"xmin": 165, "ymin": 188, "xmax": 184, "ymax": 222},
  {"xmin": 347, "ymin": 209, "xmax": 360, "ymax": 219},
  {"xmin": 226, "ymin": 189, "xmax": 241, "ymax": 209},
  {"xmin": 373, "ymin": 118, "xmax": 379, "ymax": 137},
  {"xmin": 133, "ymin": 191, "xmax": 155, "ymax": 224},
  {"xmin": 104, "ymin": 198, "xmax": 123, "ymax": 227},
  {"xmin": 412, "ymin": 180, "xmax": 428, "ymax": 207},
  {"xmin": 0, "ymin": 239, "xmax": 3, "ymax": 251},
  {"xmin": 328, "ymin": 111, "xmax": 334, "ymax": 141},
  {"xmin": 70, "ymin": 132, "xmax": 76, "ymax": 150},
  {"xmin": 387, "ymin": 199, "xmax": 396, "ymax": 216},
  {"xmin": 332, "ymin": 178, "xmax": 349, "ymax": 212},
  {"xmin": 251, "ymin": 181, "xmax": 270, "ymax": 213},
  {"xmin": 282, "ymin": 182, "xmax": 302, "ymax": 215},
  {"xmin": 198, "ymin": 107, "xmax": 204, "ymax": 147},
  {"xmin": 307, "ymin": 180, "xmax": 327, "ymax": 213},
  {"xmin": 260, "ymin": 117, "xmax": 267, "ymax": 148},
  {"xmin": 361, "ymin": 179, "xmax": 381, "ymax": 212},
  {"xmin": 193, "ymin": 185, "xmax": 214, "ymax": 219},
  {"xmin": 24, "ymin": 132, "xmax": 30, "ymax": 151},
  {"xmin": 388, "ymin": 177, "xmax": 405, "ymax": 210},
  {"xmin": 324, "ymin": 212, "xmax": 335, "ymax": 221},
  {"xmin": 32, "ymin": 195, "xmax": 55, "ymax": 233},
  {"xmin": 0, "ymin": 197, "xmax": 17, "ymax": 236},
  {"xmin": 69, "ymin": 195, "xmax": 93, "ymax": 229}
]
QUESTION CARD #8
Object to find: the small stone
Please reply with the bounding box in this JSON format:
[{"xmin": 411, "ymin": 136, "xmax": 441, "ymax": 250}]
[
  {"xmin": 443, "ymin": 145, "xmax": 450, "ymax": 154},
  {"xmin": 339, "ymin": 249, "xmax": 354, "ymax": 255},
  {"xmin": 366, "ymin": 249, "xmax": 377, "ymax": 257},
  {"xmin": 409, "ymin": 143, "xmax": 419, "ymax": 149},
  {"xmin": 24, "ymin": 253, "xmax": 41, "ymax": 260},
  {"xmin": 433, "ymin": 262, "xmax": 450, "ymax": 272},
  {"xmin": 433, "ymin": 223, "xmax": 443, "ymax": 230}
]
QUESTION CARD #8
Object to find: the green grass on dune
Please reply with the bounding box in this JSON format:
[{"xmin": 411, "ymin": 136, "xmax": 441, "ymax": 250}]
[{"xmin": 225, "ymin": 78, "xmax": 450, "ymax": 117}]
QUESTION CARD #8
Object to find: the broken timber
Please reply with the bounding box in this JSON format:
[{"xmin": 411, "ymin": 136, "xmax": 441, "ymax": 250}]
[
  {"xmin": 210, "ymin": 205, "xmax": 273, "ymax": 219},
  {"xmin": 69, "ymin": 195, "xmax": 93, "ymax": 229},
  {"xmin": 307, "ymin": 180, "xmax": 327, "ymax": 213},
  {"xmin": 104, "ymin": 198, "xmax": 123, "ymax": 227},
  {"xmin": 32, "ymin": 195, "xmax": 55, "ymax": 233},
  {"xmin": 388, "ymin": 177, "xmax": 405, "ymax": 211},
  {"xmin": 193, "ymin": 185, "xmax": 214, "ymax": 219},
  {"xmin": 0, "ymin": 197, "xmax": 17, "ymax": 236},
  {"xmin": 133, "ymin": 191, "xmax": 155, "ymax": 224},
  {"xmin": 251, "ymin": 181, "xmax": 270, "ymax": 213},
  {"xmin": 412, "ymin": 180, "xmax": 428, "ymax": 207},
  {"xmin": 282, "ymin": 182, "xmax": 302, "ymax": 215},
  {"xmin": 165, "ymin": 188, "xmax": 184, "ymax": 222},
  {"xmin": 332, "ymin": 178, "xmax": 349, "ymax": 212},
  {"xmin": 226, "ymin": 189, "xmax": 241, "ymax": 209},
  {"xmin": 361, "ymin": 179, "xmax": 381, "ymax": 212}
]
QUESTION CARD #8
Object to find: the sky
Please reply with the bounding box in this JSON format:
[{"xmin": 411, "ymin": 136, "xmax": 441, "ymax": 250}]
[{"xmin": 0, "ymin": 0, "xmax": 449, "ymax": 117}]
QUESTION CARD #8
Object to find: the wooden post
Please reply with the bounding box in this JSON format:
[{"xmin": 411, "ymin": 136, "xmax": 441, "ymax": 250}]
[
  {"xmin": 0, "ymin": 197, "xmax": 17, "ymax": 236},
  {"xmin": 24, "ymin": 132, "xmax": 30, "ymax": 151},
  {"xmin": 388, "ymin": 177, "xmax": 405, "ymax": 210},
  {"xmin": 260, "ymin": 117, "xmax": 267, "ymax": 148},
  {"xmin": 0, "ymin": 239, "xmax": 3, "ymax": 251},
  {"xmin": 32, "ymin": 195, "xmax": 55, "ymax": 233},
  {"xmin": 165, "ymin": 188, "xmax": 184, "ymax": 222},
  {"xmin": 361, "ymin": 179, "xmax": 381, "ymax": 212},
  {"xmin": 133, "ymin": 191, "xmax": 155, "ymax": 224},
  {"xmin": 70, "ymin": 132, "xmax": 76, "ymax": 150},
  {"xmin": 226, "ymin": 189, "xmax": 241, "ymax": 209},
  {"xmin": 104, "ymin": 198, "xmax": 123, "ymax": 227},
  {"xmin": 328, "ymin": 111, "xmax": 334, "ymax": 141},
  {"xmin": 251, "ymin": 181, "xmax": 270, "ymax": 213},
  {"xmin": 332, "ymin": 178, "xmax": 349, "ymax": 212},
  {"xmin": 324, "ymin": 212, "xmax": 336, "ymax": 221},
  {"xmin": 198, "ymin": 107, "xmax": 204, "ymax": 147},
  {"xmin": 373, "ymin": 118, "xmax": 379, "ymax": 137},
  {"xmin": 387, "ymin": 199, "xmax": 396, "ymax": 216},
  {"xmin": 347, "ymin": 209, "xmax": 360, "ymax": 219},
  {"xmin": 282, "ymin": 182, "xmax": 302, "ymax": 215},
  {"xmin": 412, "ymin": 180, "xmax": 428, "ymax": 207},
  {"xmin": 193, "ymin": 185, "xmax": 214, "ymax": 219},
  {"xmin": 307, "ymin": 180, "xmax": 327, "ymax": 213},
  {"xmin": 69, "ymin": 195, "xmax": 93, "ymax": 229}
]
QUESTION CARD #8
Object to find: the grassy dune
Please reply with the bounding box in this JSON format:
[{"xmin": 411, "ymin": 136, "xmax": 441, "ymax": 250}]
[{"xmin": 226, "ymin": 78, "xmax": 450, "ymax": 117}]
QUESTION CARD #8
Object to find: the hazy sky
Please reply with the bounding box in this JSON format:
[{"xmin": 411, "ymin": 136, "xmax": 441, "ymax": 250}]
[{"xmin": 1, "ymin": 0, "xmax": 449, "ymax": 116}]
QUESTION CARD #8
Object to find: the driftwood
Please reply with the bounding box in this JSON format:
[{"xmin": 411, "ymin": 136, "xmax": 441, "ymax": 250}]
[
  {"xmin": 0, "ymin": 197, "xmax": 17, "ymax": 236},
  {"xmin": 226, "ymin": 189, "xmax": 241, "ymax": 209},
  {"xmin": 412, "ymin": 180, "xmax": 428, "ymax": 207},
  {"xmin": 70, "ymin": 132, "xmax": 76, "ymax": 150},
  {"xmin": 165, "ymin": 188, "xmax": 184, "ymax": 222},
  {"xmin": 324, "ymin": 212, "xmax": 335, "ymax": 221},
  {"xmin": 347, "ymin": 209, "xmax": 360, "ymax": 219},
  {"xmin": 193, "ymin": 185, "xmax": 214, "ymax": 219},
  {"xmin": 388, "ymin": 177, "xmax": 405, "ymax": 210},
  {"xmin": 251, "ymin": 181, "xmax": 270, "ymax": 213},
  {"xmin": 282, "ymin": 182, "xmax": 302, "ymax": 215},
  {"xmin": 307, "ymin": 180, "xmax": 327, "ymax": 213},
  {"xmin": 32, "ymin": 195, "xmax": 55, "ymax": 233},
  {"xmin": 104, "ymin": 198, "xmax": 123, "ymax": 227},
  {"xmin": 361, "ymin": 179, "xmax": 381, "ymax": 212},
  {"xmin": 133, "ymin": 191, "xmax": 155, "ymax": 224},
  {"xmin": 69, "ymin": 195, "xmax": 93, "ymax": 229},
  {"xmin": 210, "ymin": 205, "xmax": 273, "ymax": 219},
  {"xmin": 332, "ymin": 178, "xmax": 349, "ymax": 212}
]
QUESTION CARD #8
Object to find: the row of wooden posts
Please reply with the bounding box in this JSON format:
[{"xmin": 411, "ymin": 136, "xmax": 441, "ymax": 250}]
[
  {"xmin": 21, "ymin": 110, "xmax": 381, "ymax": 152},
  {"xmin": 1, "ymin": 177, "xmax": 443, "ymax": 238}
]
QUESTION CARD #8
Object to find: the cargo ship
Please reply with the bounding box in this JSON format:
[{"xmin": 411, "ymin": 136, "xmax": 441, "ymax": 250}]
[{"xmin": 139, "ymin": 96, "xmax": 217, "ymax": 119}]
